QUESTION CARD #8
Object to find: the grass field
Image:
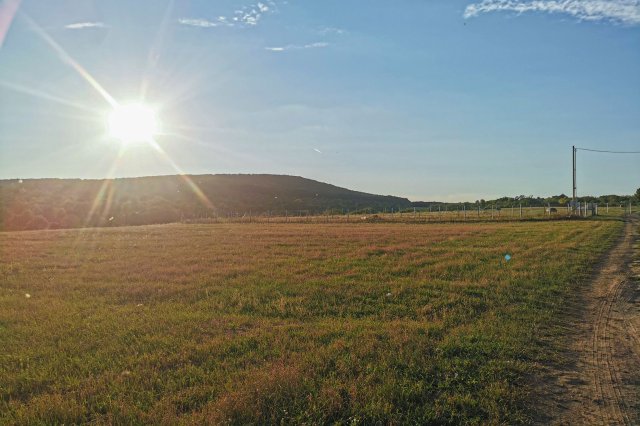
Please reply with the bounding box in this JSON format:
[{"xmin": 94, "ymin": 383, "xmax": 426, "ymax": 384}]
[{"xmin": 0, "ymin": 219, "xmax": 623, "ymax": 424}]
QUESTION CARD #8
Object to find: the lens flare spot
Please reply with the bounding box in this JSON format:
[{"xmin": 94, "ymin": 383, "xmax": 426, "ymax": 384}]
[{"xmin": 108, "ymin": 103, "xmax": 159, "ymax": 144}]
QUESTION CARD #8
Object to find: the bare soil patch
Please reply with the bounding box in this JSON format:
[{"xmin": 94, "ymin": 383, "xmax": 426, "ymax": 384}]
[{"xmin": 546, "ymin": 217, "xmax": 639, "ymax": 425}]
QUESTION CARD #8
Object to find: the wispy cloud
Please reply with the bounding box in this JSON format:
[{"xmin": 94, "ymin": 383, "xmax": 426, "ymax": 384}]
[
  {"xmin": 178, "ymin": 18, "xmax": 227, "ymax": 28},
  {"xmin": 234, "ymin": 1, "xmax": 274, "ymax": 26},
  {"xmin": 179, "ymin": 1, "xmax": 278, "ymax": 29},
  {"xmin": 464, "ymin": 0, "xmax": 640, "ymax": 25},
  {"xmin": 265, "ymin": 42, "xmax": 329, "ymax": 52},
  {"xmin": 318, "ymin": 26, "xmax": 347, "ymax": 36},
  {"xmin": 64, "ymin": 22, "xmax": 107, "ymax": 30}
]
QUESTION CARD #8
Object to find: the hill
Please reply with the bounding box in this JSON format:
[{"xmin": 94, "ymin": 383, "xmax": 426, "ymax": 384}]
[{"xmin": 0, "ymin": 174, "xmax": 412, "ymax": 231}]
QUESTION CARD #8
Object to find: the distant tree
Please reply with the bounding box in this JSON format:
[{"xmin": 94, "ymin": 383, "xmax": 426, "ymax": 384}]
[
  {"xmin": 635, "ymin": 187, "xmax": 640, "ymax": 201},
  {"xmin": 27, "ymin": 215, "xmax": 49, "ymax": 230}
]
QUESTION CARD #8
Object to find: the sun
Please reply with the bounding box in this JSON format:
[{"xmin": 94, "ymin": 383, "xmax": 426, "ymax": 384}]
[{"xmin": 108, "ymin": 103, "xmax": 159, "ymax": 144}]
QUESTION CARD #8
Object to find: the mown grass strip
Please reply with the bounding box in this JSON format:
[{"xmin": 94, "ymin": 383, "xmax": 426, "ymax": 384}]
[{"xmin": 0, "ymin": 219, "xmax": 622, "ymax": 424}]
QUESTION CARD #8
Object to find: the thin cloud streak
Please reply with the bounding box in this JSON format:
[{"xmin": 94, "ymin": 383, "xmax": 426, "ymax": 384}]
[
  {"xmin": 64, "ymin": 22, "xmax": 107, "ymax": 30},
  {"xmin": 178, "ymin": 18, "xmax": 225, "ymax": 28},
  {"xmin": 464, "ymin": 0, "xmax": 640, "ymax": 25},
  {"xmin": 318, "ymin": 26, "xmax": 347, "ymax": 35},
  {"xmin": 265, "ymin": 42, "xmax": 329, "ymax": 52}
]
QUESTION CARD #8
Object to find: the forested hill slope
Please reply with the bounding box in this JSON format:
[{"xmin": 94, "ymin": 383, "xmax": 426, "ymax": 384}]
[{"xmin": 0, "ymin": 174, "xmax": 411, "ymax": 231}]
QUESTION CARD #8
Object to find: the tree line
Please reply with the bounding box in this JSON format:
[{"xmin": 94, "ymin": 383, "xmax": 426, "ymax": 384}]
[
  {"xmin": 1, "ymin": 175, "xmax": 637, "ymax": 231},
  {"xmin": 410, "ymin": 191, "xmax": 639, "ymax": 210}
]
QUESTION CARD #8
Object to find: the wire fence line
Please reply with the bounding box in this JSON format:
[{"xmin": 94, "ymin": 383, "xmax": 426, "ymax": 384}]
[{"xmin": 182, "ymin": 204, "xmax": 637, "ymax": 225}]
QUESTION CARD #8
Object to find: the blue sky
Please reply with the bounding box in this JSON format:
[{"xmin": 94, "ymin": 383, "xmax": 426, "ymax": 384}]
[{"xmin": 0, "ymin": 0, "xmax": 638, "ymax": 201}]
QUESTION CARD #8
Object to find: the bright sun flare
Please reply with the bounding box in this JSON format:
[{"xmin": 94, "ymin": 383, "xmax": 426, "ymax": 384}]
[{"xmin": 108, "ymin": 103, "xmax": 159, "ymax": 144}]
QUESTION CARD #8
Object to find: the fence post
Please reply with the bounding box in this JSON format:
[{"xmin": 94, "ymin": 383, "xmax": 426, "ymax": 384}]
[{"xmin": 519, "ymin": 203, "xmax": 522, "ymax": 219}]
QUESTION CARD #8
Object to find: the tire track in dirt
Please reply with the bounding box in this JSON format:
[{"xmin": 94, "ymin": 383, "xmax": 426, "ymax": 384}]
[
  {"xmin": 547, "ymin": 216, "xmax": 639, "ymax": 425},
  {"xmin": 592, "ymin": 268, "xmax": 629, "ymax": 424}
]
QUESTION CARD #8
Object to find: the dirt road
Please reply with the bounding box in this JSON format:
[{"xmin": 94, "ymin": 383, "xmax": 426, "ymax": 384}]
[{"xmin": 547, "ymin": 216, "xmax": 639, "ymax": 425}]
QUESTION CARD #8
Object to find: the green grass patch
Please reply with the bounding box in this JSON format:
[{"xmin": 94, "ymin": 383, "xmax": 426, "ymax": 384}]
[{"xmin": 0, "ymin": 219, "xmax": 622, "ymax": 424}]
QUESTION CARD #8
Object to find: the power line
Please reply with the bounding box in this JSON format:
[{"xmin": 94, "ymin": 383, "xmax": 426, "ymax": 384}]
[
  {"xmin": 577, "ymin": 147, "xmax": 640, "ymax": 154},
  {"xmin": 572, "ymin": 145, "xmax": 638, "ymax": 207}
]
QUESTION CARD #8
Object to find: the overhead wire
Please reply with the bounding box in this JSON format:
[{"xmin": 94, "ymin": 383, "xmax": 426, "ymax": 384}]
[{"xmin": 576, "ymin": 148, "xmax": 640, "ymax": 154}]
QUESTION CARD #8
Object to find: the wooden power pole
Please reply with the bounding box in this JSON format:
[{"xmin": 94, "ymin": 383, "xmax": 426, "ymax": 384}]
[{"xmin": 572, "ymin": 145, "xmax": 577, "ymax": 205}]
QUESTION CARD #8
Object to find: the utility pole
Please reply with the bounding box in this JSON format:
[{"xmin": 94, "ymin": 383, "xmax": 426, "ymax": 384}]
[
  {"xmin": 571, "ymin": 145, "xmax": 640, "ymax": 215},
  {"xmin": 572, "ymin": 145, "xmax": 577, "ymax": 206}
]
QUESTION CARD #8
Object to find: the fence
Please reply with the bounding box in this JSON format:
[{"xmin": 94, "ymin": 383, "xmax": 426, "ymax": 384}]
[{"xmin": 182, "ymin": 204, "xmax": 636, "ymax": 225}]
